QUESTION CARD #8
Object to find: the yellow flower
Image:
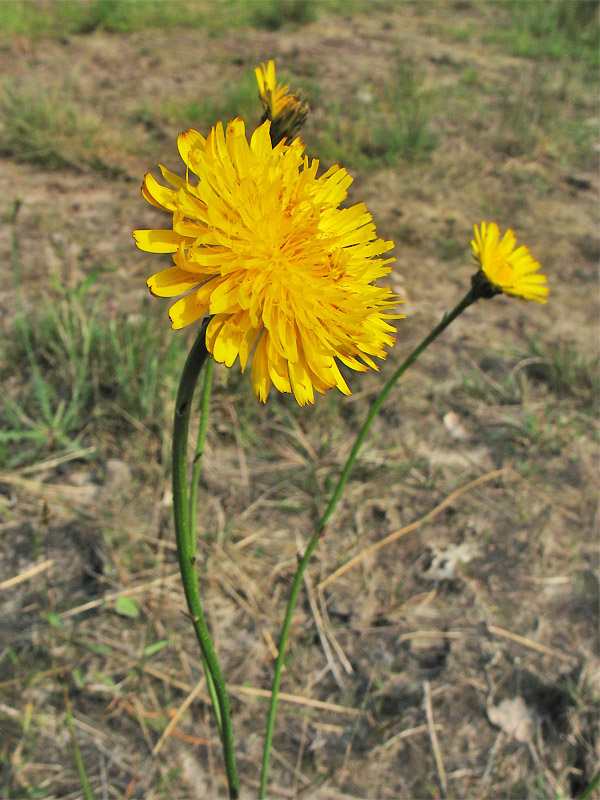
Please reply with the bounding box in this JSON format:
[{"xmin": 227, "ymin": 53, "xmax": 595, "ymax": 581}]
[
  {"xmin": 471, "ymin": 221, "xmax": 548, "ymax": 303},
  {"xmin": 255, "ymin": 60, "xmax": 309, "ymax": 143},
  {"xmin": 255, "ymin": 60, "xmax": 291, "ymax": 119},
  {"xmin": 134, "ymin": 118, "xmax": 399, "ymax": 406}
]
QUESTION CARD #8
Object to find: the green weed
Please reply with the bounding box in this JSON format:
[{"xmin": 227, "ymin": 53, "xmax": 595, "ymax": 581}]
[
  {"xmin": 450, "ymin": 25, "xmax": 475, "ymax": 43},
  {"xmin": 437, "ymin": 236, "xmax": 464, "ymax": 261},
  {"xmin": 457, "ymin": 342, "xmax": 600, "ymax": 415},
  {"xmin": 1, "ymin": 274, "xmax": 188, "ymax": 467},
  {"xmin": 458, "ymin": 361, "xmax": 518, "ymax": 407},
  {"xmin": 156, "ymin": 763, "xmax": 185, "ymax": 797},
  {"xmin": 436, "ymin": 219, "xmax": 465, "ymax": 262},
  {"xmin": 460, "ymin": 66, "xmax": 480, "ymax": 86}
]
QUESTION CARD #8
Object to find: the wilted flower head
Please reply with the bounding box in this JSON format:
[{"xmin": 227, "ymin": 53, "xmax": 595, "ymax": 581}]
[
  {"xmin": 134, "ymin": 118, "xmax": 399, "ymax": 406},
  {"xmin": 471, "ymin": 221, "xmax": 548, "ymax": 303},
  {"xmin": 255, "ymin": 60, "xmax": 309, "ymax": 143}
]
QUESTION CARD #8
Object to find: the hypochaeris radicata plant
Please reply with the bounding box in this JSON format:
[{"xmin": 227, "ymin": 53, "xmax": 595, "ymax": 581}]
[{"xmin": 134, "ymin": 60, "xmax": 548, "ymax": 799}]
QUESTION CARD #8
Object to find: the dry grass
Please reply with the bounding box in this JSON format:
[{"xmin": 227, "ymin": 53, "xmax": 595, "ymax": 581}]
[{"xmin": 1, "ymin": 1, "xmax": 598, "ymax": 798}]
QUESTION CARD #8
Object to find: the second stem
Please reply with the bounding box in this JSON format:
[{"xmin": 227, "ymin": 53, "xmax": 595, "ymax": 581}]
[{"xmin": 259, "ymin": 288, "xmax": 477, "ymax": 797}]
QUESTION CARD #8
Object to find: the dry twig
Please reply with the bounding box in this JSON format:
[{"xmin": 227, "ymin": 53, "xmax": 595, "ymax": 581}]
[
  {"xmin": 58, "ymin": 572, "xmax": 180, "ymax": 619},
  {"xmin": 319, "ymin": 468, "xmax": 511, "ymax": 590},
  {"xmin": 229, "ymin": 685, "xmax": 362, "ymax": 716},
  {"xmin": 152, "ymin": 678, "xmax": 206, "ymax": 756},
  {"xmin": 0, "ymin": 559, "xmax": 54, "ymax": 590},
  {"xmin": 487, "ymin": 624, "xmax": 578, "ymax": 665},
  {"xmin": 300, "ymin": 537, "xmax": 346, "ymax": 692}
]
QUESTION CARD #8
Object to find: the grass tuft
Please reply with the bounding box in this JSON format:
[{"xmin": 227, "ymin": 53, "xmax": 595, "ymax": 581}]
[
  {"xmin": 486, "ymin": 0, "xmax": 599, "ymax": 67},
  {"xmin": 0, "ymin": 0, "xmax": 216, "ymax": 38},
  {"xmin": 160, "ymin": 70, "xmax": 262, "ymax": 132},
  {"xmin": 524, "ymin": 340, "xmax": 599, "ymax": 410},
  {"xmin": 0, "ymin": 0, "xmax": 351, "ymax": 42},
  {"xmin": 1, "ymin": 278, "xmax": 188, "ymax": 468},
  {"xmin": 314, "ymin": 59, "xmax": 437, "ymax": 170},
  {"xmin": 0, "ymin": 84, "xmax": 122, "ymax": 176}
]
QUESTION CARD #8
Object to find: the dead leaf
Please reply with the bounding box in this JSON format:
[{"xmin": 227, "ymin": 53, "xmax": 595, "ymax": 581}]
[{"xmin": 488, "ymin": 697, "xmax": 534, "ymax": 743}]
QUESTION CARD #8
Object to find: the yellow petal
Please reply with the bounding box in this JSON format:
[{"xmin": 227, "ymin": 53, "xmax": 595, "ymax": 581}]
[
  {"xmin": 142, "ymin": 172, "xmax": 177, "ymax": 212},
  {"xmin": 211, "ymin": 315, "xmax": 245, "ymax": 368},
  {"xmin": 266, "ymin": 335, "xmax": 292, "ymax": 393},
  {"xmin": 147, "ymin": 266, "xmax": 201, "ymax": 298},
  {"xmin": 169, "ymin": 292, "xmax": 209, "ymax": 330},
  {"xmin": 288, "ymin": 349, "xmax": 314, "ymax": 406},
  {"xmin": 158, "ymin": 163, "xmax": 186, "ymax": 190},
  {"xmin": 251, "ymin": 334, "xmax": 271, "ymax": 402},
  {"xmin": 134, "ymin": 229, "xmax": 186, "ymax": 254},
  {"xmin": 177, "ymin": 129, "xmax": 206, "ymax": 171}
]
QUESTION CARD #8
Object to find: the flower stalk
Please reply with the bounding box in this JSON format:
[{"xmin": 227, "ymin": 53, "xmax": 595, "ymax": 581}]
[
  {"xmin": 172, "ymin": 320, "xmax": 238, "ymax": 799},
  {"xmin": 189, "ymin": 356, "xmax": 215, "ymax": 554},
  {"xmin": 186, "ymin": 354, "xmax": 223, "ymax": 734},
  {"xmin": 259, "ymin": 287, "xmax": 477, "ymax": 797}
]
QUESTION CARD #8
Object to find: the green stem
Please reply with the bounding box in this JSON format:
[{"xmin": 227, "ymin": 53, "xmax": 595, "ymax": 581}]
[
  {"xmin": 186, "ymin": 355, "xmax": 222, "ymax": 732},
  {"xmin": 65, "ymin": 687, "xmax": 95, "ymax": 800},
  {"xmin": 189, "ymin": 356, "xmax": 215, "ymax": 554},
  {"xmin": 259, "ymin": 289, "xmax": 476, "ymax": 797},
  {"xmin": 172, "ymin": 321, "xmax": 239, "ymax": 800}
]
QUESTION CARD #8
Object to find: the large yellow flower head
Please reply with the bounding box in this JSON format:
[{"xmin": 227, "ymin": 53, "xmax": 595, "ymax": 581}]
[
  {"xmin": 134, "ymin": 118, "xmax": 399, "ymax": 406},
  {"xmin": 471, "ymin": 221, "xmax": 548, "ymax": 303}
]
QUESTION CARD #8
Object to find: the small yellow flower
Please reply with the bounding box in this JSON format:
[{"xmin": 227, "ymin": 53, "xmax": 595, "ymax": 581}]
[
  {"xmin": 471, "ymin": 222, "xmax": 548, "ymax": 303},
  {"xmin": 255, "ymin": 60, "xmax": 308, "ymax": 143},
  {"xmin": 255, "ymin": 60, "xmax": 291, "ymax": 119},
  {"xmin": 134, "ymin": 118, "xmax": 399, "ymax": 406}
]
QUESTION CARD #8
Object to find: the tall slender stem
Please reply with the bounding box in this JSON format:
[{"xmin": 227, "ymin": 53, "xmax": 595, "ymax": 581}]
[
  {"xmin": 64, "ymin": 686, "xmax": 95, "ymax": 800},
  {"xmin": 259, "ymin": 289, "xmax": 476, "ymax": 797},
  {"xmin": 172, "ymin": 321, "xmax": 239, "ymax": 799},
  {"xmin": 185, "ymin": 355, "xmax": 222, "ymax": 733},
  {"xmin": 189, "ymin": 356, "xmax": 215, "ymax": 553}
]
